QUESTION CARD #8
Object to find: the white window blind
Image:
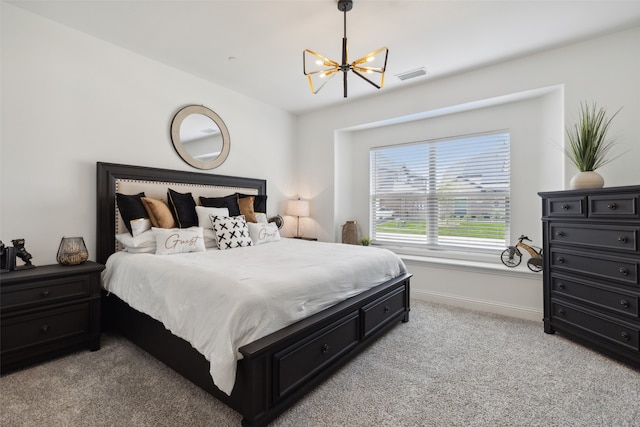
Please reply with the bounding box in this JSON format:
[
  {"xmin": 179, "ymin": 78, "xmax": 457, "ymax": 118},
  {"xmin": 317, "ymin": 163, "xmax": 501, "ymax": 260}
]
[{"xmin": 370, "ymin": 131, "xmax": 510, "ymax": 253}]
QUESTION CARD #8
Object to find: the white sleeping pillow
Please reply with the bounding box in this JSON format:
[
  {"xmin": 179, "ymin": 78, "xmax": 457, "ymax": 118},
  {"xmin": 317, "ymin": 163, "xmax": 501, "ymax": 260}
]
[
  {"xmin": 247, "ymin": 222, "xmax": 281, "ymax": 246},
  {"xmin": 254, "ymin": 212, "xmax": 268, "ymax": 224},
  {"xmin": 116, "ymin": 229, "xmax": 156, "ymax": 253},
  {"xmin": 152, "ymin": 227, "xmax": 206, "ymax": 255},
  {"xmin": 196, "ymin": 206, "xmax": 229, "ymax": 229}
]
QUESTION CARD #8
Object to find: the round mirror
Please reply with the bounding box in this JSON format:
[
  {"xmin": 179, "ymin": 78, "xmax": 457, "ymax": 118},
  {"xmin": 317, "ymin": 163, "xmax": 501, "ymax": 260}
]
[{"xmin": 170, "ymin": 105, "xmax": 230, "ymax": 169}]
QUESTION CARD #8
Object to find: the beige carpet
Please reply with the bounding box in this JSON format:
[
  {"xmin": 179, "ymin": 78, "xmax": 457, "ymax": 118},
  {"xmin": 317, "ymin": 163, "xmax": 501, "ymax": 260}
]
[{"xmin": 2, "ymin": 300, "xmax": 639, "ymax": 426}]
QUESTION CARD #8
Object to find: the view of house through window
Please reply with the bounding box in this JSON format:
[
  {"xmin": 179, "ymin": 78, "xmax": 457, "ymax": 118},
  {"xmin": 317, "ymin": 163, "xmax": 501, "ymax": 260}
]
[{"xmin": 370, "ymin": 131, "xmax": 510, "ymax": 253}]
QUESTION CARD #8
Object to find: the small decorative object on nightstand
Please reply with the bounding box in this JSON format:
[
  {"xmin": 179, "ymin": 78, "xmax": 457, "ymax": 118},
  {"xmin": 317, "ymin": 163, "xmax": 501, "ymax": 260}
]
[
  {"xmin": 57, "ymin": 237, "xmax": 89, "ymax": 266},
  {"xmin": 11, "ymin": 238, "xmax": 35, "ymax": 270},
  {"xmin": 0, "ymin": 261, "xmax": 105, "ymax": 373}
]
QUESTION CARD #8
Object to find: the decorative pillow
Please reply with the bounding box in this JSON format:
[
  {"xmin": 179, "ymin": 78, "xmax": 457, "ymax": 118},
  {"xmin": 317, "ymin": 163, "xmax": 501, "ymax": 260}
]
[
  {"xmin": 247, "ymin": 222, "xmax": 281, "ymax": 246},
  {"xmin": 141, "ymin": 197, "xmax": 176, "ymax": 228},
  {"xmin": 167, "ymin": 188, "xmax": 198, "ymax": 228},
  {"xmin": 255, "ymin": 212, "xmax": 268, "ymax": 224},
  {"xmin": 130, "ymin": 218, "xmax": 152, "ymax": 237},
  {"xmin": 116, "ymin": 192, "xmax": 148, "ymax": 235},
  {"xmin": 237, "ymin": 196, "xmax": 257, "ymax": 223},
  {"xmin": 211, "ymin": 215, "xmax": 253, "ymax": 250},
  {"xmin": 195, "ymin": 206, "xmax": 229, "ymax": 229},
  {"xmin": 199, "ymin": 194, "xmax": 240, "ymax": 216},
  {"xmin": 152, "ymin": 227, "xmax": 206, "ymax": 255},
  {"xmin": 238, "ymin": 193, "xmax": 267, "ymax": 213},
  {"xmin": 116, "ymin": 229, "xmax": 156, "ymax": 253}
]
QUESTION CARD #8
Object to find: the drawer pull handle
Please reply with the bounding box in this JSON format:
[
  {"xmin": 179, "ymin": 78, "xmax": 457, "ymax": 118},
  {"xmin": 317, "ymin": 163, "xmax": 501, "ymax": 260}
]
[
  {"xmin": 619, "ymin": 268, "xmax": 629, "ymax": 276},
  {"xmin": 557, "ymin": 283, "xmax": 565, "ymax": 290},
  {"xmin": 555, "ymin": 231, "xmax": 565, "ymax": 237},
  {"xmin": 561, "ymin": 204, "xmax": 570, "ymax": 210},
  {"xmin": 41, "ymin": 324, "xmax": 49, "ymax": 333},
  {"xmin": 384, "ymin": 305, "xmax": 390, "ymax": 313},
  {"xmin": 620, "ymin": 299, "xmax": 630, "ymax": 308},
  {"xmin": 556, "ymin": 257, "xmax": 565, "ymax": 264},
  {"xmin": 321, "ymin": 343, "xmax": 330, "ymax": 354},
  {"xmin": 608, "ymin": 203, "xmax": 617, "ymax": 210},
  {"xmin": 41, "ymin": 289, "xmax": 50, "ymax": 297},
  {"xmin": 558, "ymin": 309, "xmax": 566, "ymax": 317},
  {"xmin": 620, "ymin": 331, "xmax": 631, "ymax": 341},
  {"xmin": 618, "ymin": 236, "xmax": 628, "ymax": 244}
]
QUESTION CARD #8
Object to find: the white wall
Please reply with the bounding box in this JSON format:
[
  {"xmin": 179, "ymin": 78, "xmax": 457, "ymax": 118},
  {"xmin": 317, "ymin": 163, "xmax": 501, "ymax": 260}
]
[
  {"xmin": 1, "ymin": 4, "xmax": 297, "ymax": 265},
  {"xmin": 297, "ymin": 26, "xmax": 640, "ymax": 320}
]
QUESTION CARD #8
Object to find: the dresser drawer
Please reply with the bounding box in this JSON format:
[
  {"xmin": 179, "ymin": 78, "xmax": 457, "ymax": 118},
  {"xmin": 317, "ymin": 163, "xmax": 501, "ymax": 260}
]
[
  {"xmin": 545, "ymin": 196, "xmax": 586, "ymax": 218},
  {"xmin": 552, "ymin": 301, "xmax": 639, "ymax": 352},
  {"xmin": 361, "ymin": 287, "xmax": 407, "ymax": 337},
  {"xmin": 550, "ymin": 248, "xmax": 639, "ymax": 286},
  {"xmin": 552, "ymin": 274, "xmax": 639, "ymax": 319},
  {"xmin": 1, "ymin": 303, "xmax": 90, "ymax": 353},
  {"xmin": 589, "ymin": 193, "xmax": 639, "ymax": 219},
  {"xmin": 550, "ymin": 223, "xmax": 639, "ymax": 254},
  {"xmin": 274, "ymin": 312, "xmax": 359, "ymax": 398},
  {"xmin": 1, "ymin": 275, "xmax": 93, "ymax": 311}
]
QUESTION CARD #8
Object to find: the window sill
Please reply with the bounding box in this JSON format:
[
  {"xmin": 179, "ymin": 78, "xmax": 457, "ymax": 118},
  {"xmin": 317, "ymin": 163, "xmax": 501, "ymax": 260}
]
[{"xmin": 395, "ymin": 252, "xmax": 542, "ymax": 279}]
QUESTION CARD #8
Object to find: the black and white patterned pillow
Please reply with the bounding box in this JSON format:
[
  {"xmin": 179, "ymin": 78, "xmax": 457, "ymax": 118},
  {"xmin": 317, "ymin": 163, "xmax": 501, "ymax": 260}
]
[{"xmin": 211, "ymin": 215, "xmax": 253, "ymax": 250}]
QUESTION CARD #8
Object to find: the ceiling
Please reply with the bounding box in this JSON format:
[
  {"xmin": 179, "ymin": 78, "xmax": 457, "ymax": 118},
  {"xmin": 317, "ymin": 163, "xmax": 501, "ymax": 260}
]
[{"xmin": 8, "ymin": 0, "xmax": 640, "ymax": 114}]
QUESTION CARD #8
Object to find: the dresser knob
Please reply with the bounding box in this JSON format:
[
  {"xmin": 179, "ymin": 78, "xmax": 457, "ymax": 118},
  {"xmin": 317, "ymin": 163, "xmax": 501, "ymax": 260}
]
[
  {"xmin": 562, "ymin": 204, "xmax": 569, "ymax": 210},
  {"xmin": 321, "ymin": 343, "xmax": 330, "ymax": 354},
  {"xmin": 608, "ymin": 203, "xmax": 617, "ymax": 210},
  {"xmin": 41, "ymin": 324, "xmax": 49, "ymax": 333},
  {"xmin": 620, "ymin": 331, "xmax": 631, "ymax": 341},
  {"xmin": 556, "ymin": 257, "xmax": 565, "ymax": 264},
  {"xmin": 618, "ymin": 236, "xmax": 628, "ymax": 244},
  {"xmin": 558, "ymin": 309, "xmax": 566, "ymax": 317},
  {"xmin": 557, "ymin": 282, "xmax": 565, "ymax": 290},
  {"xmin": 619, "ymin": 268, "xmax": 629, "ymax": 276},
  {"xmin": 556, "ymin": 231, "xmax": 565, "ymax": 237},
  {"xmin": 41, "ymin": 289, "xmax": 50, "ymax": 297},
  {"xmin": 620, "ymin": 299, "xmax": 630, "ymax": 308}
]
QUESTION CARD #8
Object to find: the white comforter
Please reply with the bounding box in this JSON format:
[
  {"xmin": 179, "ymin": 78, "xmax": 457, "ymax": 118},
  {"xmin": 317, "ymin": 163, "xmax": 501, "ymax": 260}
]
[{"xmin": 102, "ymin": 238, "xmax": 406, "ymax": 395}]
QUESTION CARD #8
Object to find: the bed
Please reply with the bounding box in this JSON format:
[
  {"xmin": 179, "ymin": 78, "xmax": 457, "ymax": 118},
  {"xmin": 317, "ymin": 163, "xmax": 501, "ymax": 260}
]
[{"xmin": 96, "ymin": 162, "xmax": 411, "ymax": 427}]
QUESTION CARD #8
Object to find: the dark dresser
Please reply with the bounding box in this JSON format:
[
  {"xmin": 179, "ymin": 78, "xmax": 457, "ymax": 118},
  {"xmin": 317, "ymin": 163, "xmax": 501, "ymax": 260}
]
[
  {"xmin": 539, "ymin": 185, "xmax": 640, "ymax": 367},
  {"xmin": 1, "ymin": 261, "xmax": 104, "ymax": 373}
]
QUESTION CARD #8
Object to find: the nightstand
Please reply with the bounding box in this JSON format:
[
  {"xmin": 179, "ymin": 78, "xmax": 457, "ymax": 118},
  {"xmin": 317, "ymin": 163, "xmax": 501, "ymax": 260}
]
[{"xmin": 0, "ymin": 261, "xmax": 105, "ymax": 373}]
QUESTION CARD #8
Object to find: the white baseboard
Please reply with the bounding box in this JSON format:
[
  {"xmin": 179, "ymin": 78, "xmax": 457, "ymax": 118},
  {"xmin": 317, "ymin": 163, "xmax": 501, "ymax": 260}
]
[{"xmin": 411, "ymin": 288, "xmax": 543, "ymax": 323}]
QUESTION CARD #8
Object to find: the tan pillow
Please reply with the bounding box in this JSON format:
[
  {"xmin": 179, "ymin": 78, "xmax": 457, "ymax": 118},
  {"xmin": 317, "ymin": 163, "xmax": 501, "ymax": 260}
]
[
  {"xmin": 237, "ymin": 195, "xmax": 257, "ymax": 223},
  {"xmin": 141, "ymin": 197, "xmax": 176, "ymax": 228}
]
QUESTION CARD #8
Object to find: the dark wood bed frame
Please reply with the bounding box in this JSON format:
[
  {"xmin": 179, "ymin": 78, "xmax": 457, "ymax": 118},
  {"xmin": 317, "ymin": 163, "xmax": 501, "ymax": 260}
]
[{"xmin": 96, "ymin": 162, "xmax": 411, "ymax": 426}]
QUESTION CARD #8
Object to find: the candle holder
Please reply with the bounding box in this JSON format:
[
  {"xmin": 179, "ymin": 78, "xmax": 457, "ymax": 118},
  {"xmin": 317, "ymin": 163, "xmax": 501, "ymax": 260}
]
[{"xmin": 57, "ymin": 237, "xmax": 88, "ymax": 266}]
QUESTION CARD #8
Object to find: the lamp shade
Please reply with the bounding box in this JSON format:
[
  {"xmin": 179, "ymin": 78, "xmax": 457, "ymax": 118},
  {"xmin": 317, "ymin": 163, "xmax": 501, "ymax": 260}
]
[{"xmin": 287, "ymin": 199, "xmax": 310, "ymax": 217}]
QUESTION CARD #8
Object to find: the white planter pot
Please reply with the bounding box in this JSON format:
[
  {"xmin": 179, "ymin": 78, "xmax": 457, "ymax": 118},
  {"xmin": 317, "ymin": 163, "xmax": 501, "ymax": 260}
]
[{"xmin": 570, "ymin": 171, "xmax": 604, "ymax": 190}]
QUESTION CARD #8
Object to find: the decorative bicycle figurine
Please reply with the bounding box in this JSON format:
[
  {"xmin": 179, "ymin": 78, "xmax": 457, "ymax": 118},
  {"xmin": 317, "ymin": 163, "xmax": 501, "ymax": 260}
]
[{"xmin": 501, "ymin": 235, "xmax": 543, "ymax": 272}]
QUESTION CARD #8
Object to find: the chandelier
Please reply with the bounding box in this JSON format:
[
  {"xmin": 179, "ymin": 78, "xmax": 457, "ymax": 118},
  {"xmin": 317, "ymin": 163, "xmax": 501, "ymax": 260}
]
[{"xmin": 303, "ymin": 0, "xmax": 389, "ymax": 98}]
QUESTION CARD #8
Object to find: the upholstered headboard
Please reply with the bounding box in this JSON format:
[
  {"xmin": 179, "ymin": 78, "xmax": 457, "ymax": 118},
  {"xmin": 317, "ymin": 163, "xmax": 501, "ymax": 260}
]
[{"xmin": 96, "ymin": 162, "xmax": 267, "ymax": 265}]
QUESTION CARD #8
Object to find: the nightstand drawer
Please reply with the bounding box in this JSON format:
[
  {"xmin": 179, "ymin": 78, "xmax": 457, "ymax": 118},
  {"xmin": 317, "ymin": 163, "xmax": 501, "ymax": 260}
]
[
  {"xmin": 589, "ymin": 193, "xmax": 639, "ymax": 219},
  {"xmin": 274, "ymin": 312, "xmax": 359, "ymax": 398},
  {"xmin": 550, "ymin": 249, "xmax": 638, "ymax": 286},
  {"xmin": 546, "ymin": 196, "xmax": 586, "ymax": 218},
  {"xmin": 552, "ymin": 274, "xmax": 639, "ymax": 319},
  {"xmin": 552, "ymin": 301, "xmax": 639, "ymax": 352},
  {"xmin": 1, "ymin": 275, "xmax": 93, "ymax": 311},
  {"xmin": 1, "ymin": 303, "xmax": 90, "ymax": 353},
  {"xmin": 549, "ymin": 224, "xmax": 639, "ymax": 254}
]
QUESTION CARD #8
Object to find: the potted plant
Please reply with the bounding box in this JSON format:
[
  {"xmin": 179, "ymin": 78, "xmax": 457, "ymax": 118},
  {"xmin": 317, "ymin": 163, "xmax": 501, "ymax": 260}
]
[
  {"xmin": 360, "ymin": 237, "xmax": 371, "ymax": 246},
  {"xmin": 565, "ymin": 102, "xmax": 622, "ymax": 189}
]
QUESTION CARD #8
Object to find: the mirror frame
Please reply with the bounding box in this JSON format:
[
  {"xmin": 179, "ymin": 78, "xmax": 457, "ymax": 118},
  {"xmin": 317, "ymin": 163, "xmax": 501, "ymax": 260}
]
[{"xmin": 170, "ymin": 105, "xmax": 231, "ymax": 170}]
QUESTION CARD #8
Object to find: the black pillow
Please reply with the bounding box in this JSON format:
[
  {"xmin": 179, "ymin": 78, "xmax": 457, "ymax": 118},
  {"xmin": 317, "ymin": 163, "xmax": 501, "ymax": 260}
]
[
  {"xmin": 167, "ymin": 188, "xmax": 198, "ymax": 228},
  {"xmin": 199, "ymin": 194, "xmax": 240, "ymax": 217},
  {"xmin": 116, "ymin": 192, "xmax": 147, "ymax": 235},
  {"xmin": 237, "ymin": 193, "xmax": 267, "ymax": 213}
]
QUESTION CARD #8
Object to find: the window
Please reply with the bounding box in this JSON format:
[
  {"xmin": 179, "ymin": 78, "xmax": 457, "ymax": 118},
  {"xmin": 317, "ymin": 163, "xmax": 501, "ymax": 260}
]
[{"xmin": 370, "ymin": 131, "xmax": 510, "ymax": 253}]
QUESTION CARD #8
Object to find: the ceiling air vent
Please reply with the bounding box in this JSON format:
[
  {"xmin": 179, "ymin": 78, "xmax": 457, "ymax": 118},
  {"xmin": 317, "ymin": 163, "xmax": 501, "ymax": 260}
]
[{"xmin": 396, "ymin": 67, "xmax": 427, "ymax": 81}]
